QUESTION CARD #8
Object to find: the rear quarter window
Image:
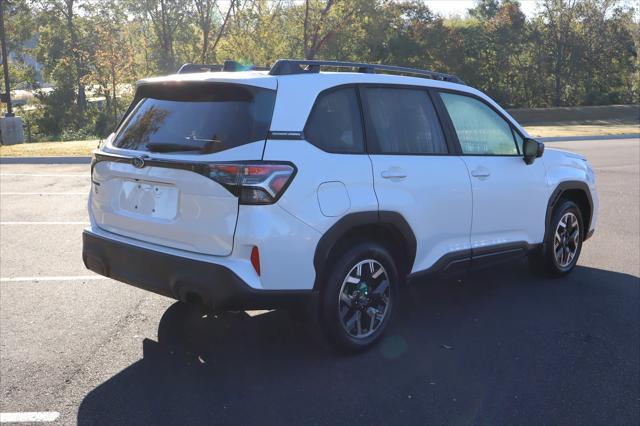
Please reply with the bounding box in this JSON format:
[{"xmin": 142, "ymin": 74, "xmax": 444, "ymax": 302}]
[
  {"xmin": 304, "ymin": 87, "xmax": 364, "ymax": 154},
  {"xmin": 114, "ymin": 84, "xmax": 276, "ymax": 154}
]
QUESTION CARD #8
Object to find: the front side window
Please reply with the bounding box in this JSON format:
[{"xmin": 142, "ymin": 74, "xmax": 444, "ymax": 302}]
[
  {"xmin": 361, "ymin": 87, "xmax": 447, "ymax": 155},
  {"xmin": 305, "ymin": 87, "xmax": 364, "ymax": 153},
  {"xmin": 513, "ymin": 130, "xmax": 524, "ymax": 155},
  {"xmin": 113, "ymin": 84, "xmax": 275, "ymax": 154},
  {"xmin": 440, "ymin": 92, "xmax": 518, "ymax": 156}
]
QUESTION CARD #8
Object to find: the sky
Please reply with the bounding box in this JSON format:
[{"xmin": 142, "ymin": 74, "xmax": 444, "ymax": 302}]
[
  {"xmin": 213, "ymin": 1, "xmax": 638, "ymax": 21},
  {"xmin": 423, "ymin": 0, "xmax": 539, "ymax": 17}
]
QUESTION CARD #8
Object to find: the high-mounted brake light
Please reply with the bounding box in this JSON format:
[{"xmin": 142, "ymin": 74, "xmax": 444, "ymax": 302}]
[{"xmin": 207, "ymin": 162, "xmax": 296, "ymax": 205}]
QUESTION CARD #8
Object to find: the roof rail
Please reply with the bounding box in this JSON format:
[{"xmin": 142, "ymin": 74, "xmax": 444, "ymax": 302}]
[
  {"xmin": 177, "ymin": 61, "xmax": 270, "ymax": 74},
  {"xmin": 268, "ymin": 59, "xmax": 465, "ymax": 84}
]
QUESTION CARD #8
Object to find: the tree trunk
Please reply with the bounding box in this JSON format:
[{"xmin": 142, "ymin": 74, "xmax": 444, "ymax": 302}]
[
  {"xmin": 65, "ymin": 0, "xmax": 85, "ymax": 111},
  {"xmin": 210, "ymin": 0, "xmax": 235, "ymax": 62},
  {"xmin": 303, "ymin": 0, "xmax": 310, "ymax": 58},
  {"xmin": 111, "ymin": 64, "xmax": 118, "ymax": 123},
  {"xmin": 554, "ymin": 54, "xmax": 562, "ymax": 107},
  {"xmin": 200, "ymin": 27, "xmax": 210, "ymax": 64}
]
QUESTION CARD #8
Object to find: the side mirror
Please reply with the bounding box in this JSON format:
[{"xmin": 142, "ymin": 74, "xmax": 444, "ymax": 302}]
[{"xmin": 523, "ymin": 138, "xmax": 544, "ymax": 165}]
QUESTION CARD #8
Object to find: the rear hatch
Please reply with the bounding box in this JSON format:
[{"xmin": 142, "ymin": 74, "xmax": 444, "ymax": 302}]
[{"xmin": 90, "ymin": 78, "xmax": 277, "ymax": 256}]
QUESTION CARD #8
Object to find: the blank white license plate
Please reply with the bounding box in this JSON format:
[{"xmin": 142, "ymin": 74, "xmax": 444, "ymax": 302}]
[{"xmin": 119, "ymin": 179, "xmax": 179, "ymax": 220}]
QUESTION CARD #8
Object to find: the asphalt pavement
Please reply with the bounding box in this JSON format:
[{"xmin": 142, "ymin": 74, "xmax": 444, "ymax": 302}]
[{"xmin": 0, "ymin": 137, "xmax": 638, "ymax": 425}]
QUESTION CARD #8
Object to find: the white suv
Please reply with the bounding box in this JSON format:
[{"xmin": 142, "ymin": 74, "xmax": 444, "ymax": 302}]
[{"xmin": 83, "ymin": 60, "xmax": 598, "ymax": 351}]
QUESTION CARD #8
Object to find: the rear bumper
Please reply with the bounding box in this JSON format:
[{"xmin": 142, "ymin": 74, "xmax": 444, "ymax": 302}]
[{"xmin": 82, "ymin": 230, "xmax": 316, "ymax": 312}]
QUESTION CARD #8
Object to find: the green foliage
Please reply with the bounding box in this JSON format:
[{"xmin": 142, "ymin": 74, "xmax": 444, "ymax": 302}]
[{"xmin": 3, "ymin": 0, "xmax": 639, "ymax": 141}]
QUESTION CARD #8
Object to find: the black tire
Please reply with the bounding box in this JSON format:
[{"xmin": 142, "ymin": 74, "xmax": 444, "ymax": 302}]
[
  {"xmin": 532, "ymin": 200, "xmax": 584, "ymax": 277},
  {"xmin": 320, "ymin": 241, "xmax": 399, "ymax": 352}
]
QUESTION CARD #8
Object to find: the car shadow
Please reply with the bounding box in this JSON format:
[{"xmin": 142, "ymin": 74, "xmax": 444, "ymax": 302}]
[{"xmin": 77, "ymin": 264, "xmax": 639, "ymax": 425}]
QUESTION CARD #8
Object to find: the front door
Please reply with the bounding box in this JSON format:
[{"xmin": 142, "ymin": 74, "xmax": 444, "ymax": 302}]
[{"xmin": 439, "ymin": 91, "xmax": 548, "ymax": 251}]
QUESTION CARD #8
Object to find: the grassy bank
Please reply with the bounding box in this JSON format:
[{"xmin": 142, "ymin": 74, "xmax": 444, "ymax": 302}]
[
  {"xmin": 0, "ymin": 140, "xmax": 99, "ymax": 157},
  {"xmin": 525, "ymin": 123, "xmax": 639, "ymax": 138}
]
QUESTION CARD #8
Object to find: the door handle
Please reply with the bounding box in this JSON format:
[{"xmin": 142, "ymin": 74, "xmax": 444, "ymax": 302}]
[
  {"xmin": 471, "ymin": 168, "xmax": 491, "ymax": 178},
  {"xmin": 381, "ymin": 170, "xmax": 407, "ymax": 179}
]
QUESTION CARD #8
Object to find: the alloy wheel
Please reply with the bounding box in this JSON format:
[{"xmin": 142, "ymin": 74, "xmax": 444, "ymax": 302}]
[
  {"xmin": 338, "ymin": 259, "xmax": 391, "ymax": 339},
  {"xmin": 554, "ymin": 212, "xmax": 580, "ymax": 268}
]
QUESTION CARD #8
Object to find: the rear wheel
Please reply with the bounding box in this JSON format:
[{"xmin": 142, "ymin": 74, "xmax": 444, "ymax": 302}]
[
  {"xmin": 533, "ymin": 200, "xmax": 583, "ymax": 276},
  {"xmin": 320, "ymin": 242, "xmax": 399, "ymax": 352}
]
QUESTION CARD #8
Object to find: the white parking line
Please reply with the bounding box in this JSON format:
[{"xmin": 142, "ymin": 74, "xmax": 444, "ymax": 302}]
[
  {"xmin": 0, "ymin": 192, "xmax": 87, "ymax": 195},
  {"xmin": 0, "ymin": 173, "xmax": 86, "ymax": 177},
  {"xmin": 245, "ymin": 310, "xmax": 274, "ymax": 317},
  {"xmin": 0, "ymin": 221, "xmax": 89, "ymax": 225},
  {"xmin": 0, "ymin": 412, "xmax": 60, "ymax": 423},
  {"xmin": 1, "ymin": 275, "xmax": 106, "ymax": 282}
]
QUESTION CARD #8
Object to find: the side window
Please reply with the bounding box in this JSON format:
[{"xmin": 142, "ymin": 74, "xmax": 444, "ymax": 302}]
[
  {"xmin": 361, "ymin": 87, "xmax": 448, "ymax": 154},
  {"xmin": 440, "ymin": 92, "xmax": 518, "ymax": 156},
  {"xmin": 305, "ymin": 87, "xmax": 364, "ymax": 153}
]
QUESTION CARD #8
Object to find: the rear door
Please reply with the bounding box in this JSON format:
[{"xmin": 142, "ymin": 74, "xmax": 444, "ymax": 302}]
[
  {"xmin": 361, "ymin": 86, "xmax": 473, "ymax": 273},
  {"xmin": 91, "ymin": 81, "xmax": 277, "ymax": 256}
]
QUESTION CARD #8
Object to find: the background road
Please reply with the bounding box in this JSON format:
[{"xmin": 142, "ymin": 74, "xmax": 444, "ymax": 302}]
[{"xmin": 1, "ymin": 137, "xmax": 638, "ymax": 425}]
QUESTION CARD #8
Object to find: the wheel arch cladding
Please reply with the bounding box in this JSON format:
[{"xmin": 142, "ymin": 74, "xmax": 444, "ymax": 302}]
[
  {"xmin": 313, "ymin": 211, "xmax": 417, "ymax": 290},
  {"xmin": 545, "ymin": 181, "xmax": 593, "ymax": 239}
]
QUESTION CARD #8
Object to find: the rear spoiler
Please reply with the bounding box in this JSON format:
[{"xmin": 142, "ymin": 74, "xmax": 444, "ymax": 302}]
[{"xmin": 177, "ymin": 61, "xmax": 269, "ymax": 73}]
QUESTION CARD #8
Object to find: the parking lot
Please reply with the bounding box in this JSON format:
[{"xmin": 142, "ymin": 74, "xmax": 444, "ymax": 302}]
[{"xmin": 0, "ymin": 137, "xmax": 638, "ymax": 425}]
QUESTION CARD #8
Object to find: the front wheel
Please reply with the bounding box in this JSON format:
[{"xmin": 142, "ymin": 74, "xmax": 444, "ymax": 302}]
[
  {"xmin": 533, "ymin": 200, "xmax": 584, "ymax": 276},
  {"xmin": 320, "ymin": 242, "xmax": 399, "ymax": 352}
]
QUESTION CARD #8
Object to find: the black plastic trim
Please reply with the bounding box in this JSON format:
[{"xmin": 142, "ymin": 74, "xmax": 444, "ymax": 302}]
[
  {"xmin": 93, "ymin": 152, "xmax": 209, "ymax": 177},
  {"xmin": 584, "ymin": 229, "xmax": 595, "ymax": 241},
  {"xmin": 427, "ymin": 88, "xmax": 462, "ymax": 155},
  {"xmin": 407, "ymin": 249, "xmax": 472, "ymax": 282},
  {"xmin": 471, "ymin": 242, "xmax": 538, "ymax": 269},
  {"xmin": 83, "ymin": 230, "xmax": 316, "ymax": 311},
  {"xmin": 407, "ymin": 241, "xmax": 541, "ymax": 282},
  {"xmin": 544, "ymin": 181, "xmax": 594, "ymax": 240},
  {"xmin": 313, "ymin": 211, "xmax": 417, "ymax": 290}
]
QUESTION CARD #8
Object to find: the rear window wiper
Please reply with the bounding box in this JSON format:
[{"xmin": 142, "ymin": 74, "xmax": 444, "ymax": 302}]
[{"xmin": 146, "ymin": 140, "xmax": 218, "ymax": 154}]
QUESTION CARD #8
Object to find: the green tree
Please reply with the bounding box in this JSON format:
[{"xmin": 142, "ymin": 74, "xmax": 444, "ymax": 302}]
[
  {"xmin": 84, "ymin": 0, "xmax": 135, "ymax": 125},
  {"xmin": 469, "ymin": 0, "xmax": 501, "ymax": 20},
  {"xmin": 1, "ymin": 0, "xmax": 37, "ymax": 91},
  {"xmin": 538, "ymin": 0, "xmax": 580, "ymax": 106},
  {"xmin": 193, "ymin": 0, "xmax": 237, "ymax": 64},
  {"xmin": 128, "ymin": 0, "xmax": 193, "ymax": 73},
  {"xmin": 38, "ymin": 0, "xmax": 90, "ymax": 110},
  {"xmin": 301, "ymin": 0, "xmax": 363, "ymax": 59}
]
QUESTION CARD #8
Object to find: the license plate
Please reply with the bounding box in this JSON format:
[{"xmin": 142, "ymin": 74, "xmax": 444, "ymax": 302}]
[{"xmin": 119, "ymin": 179, "xmax": 179, "ymax": 220}]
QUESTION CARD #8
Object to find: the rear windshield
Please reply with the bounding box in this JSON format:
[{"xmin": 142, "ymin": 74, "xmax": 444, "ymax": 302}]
[{"xmin": 113, "ymin": 84, "xmax": 276, "ymax": 154}]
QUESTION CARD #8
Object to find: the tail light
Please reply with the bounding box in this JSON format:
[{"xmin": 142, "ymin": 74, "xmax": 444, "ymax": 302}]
[{"xmin": 207, "ymin": 162, "xmax": 296, "ymax": 205}]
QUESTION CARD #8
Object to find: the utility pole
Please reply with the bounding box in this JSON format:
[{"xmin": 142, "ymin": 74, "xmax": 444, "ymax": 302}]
[{"xmin": 0, "ymin": 0, "xmax": 13, "ymax": 117}]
